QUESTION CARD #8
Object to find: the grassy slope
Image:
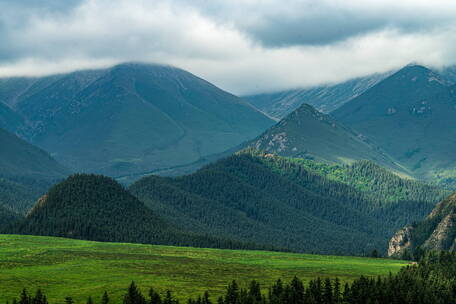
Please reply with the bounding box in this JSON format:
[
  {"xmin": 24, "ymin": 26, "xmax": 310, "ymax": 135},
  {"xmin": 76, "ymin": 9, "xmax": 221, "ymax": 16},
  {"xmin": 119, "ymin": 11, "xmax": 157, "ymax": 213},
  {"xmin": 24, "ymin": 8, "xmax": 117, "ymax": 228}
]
[{"xmin": 0, "ymin": 235, "xmax": 406, "ymax": 303}]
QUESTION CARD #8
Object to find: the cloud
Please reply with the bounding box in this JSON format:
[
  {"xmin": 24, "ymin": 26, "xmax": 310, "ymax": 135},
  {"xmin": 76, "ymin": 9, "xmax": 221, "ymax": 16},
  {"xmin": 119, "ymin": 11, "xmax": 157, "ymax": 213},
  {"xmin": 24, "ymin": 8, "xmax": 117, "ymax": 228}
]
[
  {"xmin": 193, "ymin": 0, "xmax": 456, "ymax": 47},
  {"xmin": 0, "ymin": 0, "xmax": 456, "ymax": 94}
]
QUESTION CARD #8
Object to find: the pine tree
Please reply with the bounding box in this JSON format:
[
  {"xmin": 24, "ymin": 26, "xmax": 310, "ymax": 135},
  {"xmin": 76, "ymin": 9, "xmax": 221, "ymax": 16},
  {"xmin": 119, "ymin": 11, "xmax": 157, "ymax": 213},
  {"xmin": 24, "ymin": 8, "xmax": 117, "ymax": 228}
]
[
  {"xmin": 323, "ymin": 278, "xmax": 333, "ymax": 304},
  {"xmin": 333, "ymin": 278, "xmax": 341, "ymax": 304},
  {"xmin": 248, "ymin": 281, "xmax": 262, "ymax": 304},
  {"xmin": 64, "ymin": 297, "xmax": 74, "ymax": 304},
  {"xmin": 149, "ymin": 288, "xmax": 162, "ymax": 304},
  {"xmin": 19, "ymin": 289, "xmax": 30, "ymax": 304},
  {"xmin": 202, "ymin": 291, "xmax": 211, "ymax": 304},
  {"xmin": 124, "ymin": 282, "xmax": 146, "ymax": 304},
  {"xmin": 102, "ymin": 291, "xmax": 110, "ymax": 304},
  {"xmin": 225, "ymin": 281, "xmax": 239, "ymax": 304}
]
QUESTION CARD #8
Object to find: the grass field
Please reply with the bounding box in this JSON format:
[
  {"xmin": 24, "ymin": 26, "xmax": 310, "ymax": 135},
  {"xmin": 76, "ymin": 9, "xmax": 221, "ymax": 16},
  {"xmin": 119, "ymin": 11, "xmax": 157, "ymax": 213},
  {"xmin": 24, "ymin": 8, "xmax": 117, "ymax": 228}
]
[{"xmin": 0, "ymin": 235, "xmax": 407, "ymax": 303}]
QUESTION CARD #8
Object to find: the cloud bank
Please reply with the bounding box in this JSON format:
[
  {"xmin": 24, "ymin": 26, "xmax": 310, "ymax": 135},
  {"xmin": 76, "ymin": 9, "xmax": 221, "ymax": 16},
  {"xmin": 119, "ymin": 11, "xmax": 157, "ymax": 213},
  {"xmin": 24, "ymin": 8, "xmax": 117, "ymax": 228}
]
[{"xmin": 1, "ymin": 0, "xmax": 456, "ymax": 94}]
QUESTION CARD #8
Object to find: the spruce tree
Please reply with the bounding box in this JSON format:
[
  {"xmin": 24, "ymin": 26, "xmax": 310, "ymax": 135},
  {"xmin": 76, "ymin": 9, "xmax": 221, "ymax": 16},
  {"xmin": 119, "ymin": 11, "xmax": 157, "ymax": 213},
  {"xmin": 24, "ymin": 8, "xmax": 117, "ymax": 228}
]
[{"xmin": 102, "ymin": 291, "xmax": 109, "ymax": 304}]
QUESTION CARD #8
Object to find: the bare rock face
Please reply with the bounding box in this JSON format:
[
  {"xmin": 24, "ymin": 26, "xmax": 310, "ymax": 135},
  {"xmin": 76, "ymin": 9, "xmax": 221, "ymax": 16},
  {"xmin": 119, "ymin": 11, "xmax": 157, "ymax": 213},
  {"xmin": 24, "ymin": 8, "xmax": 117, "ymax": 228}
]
[
  {"xmin": 26, "ymin": 194, "xmax": 48, "ymax": 217},
  {"xmin": 388, "ymin": 226, "xmax": 414, "ymax": 256},
  {"xmin": 423, "ymin": 214, "xmax": 456, "ymax": 251}
]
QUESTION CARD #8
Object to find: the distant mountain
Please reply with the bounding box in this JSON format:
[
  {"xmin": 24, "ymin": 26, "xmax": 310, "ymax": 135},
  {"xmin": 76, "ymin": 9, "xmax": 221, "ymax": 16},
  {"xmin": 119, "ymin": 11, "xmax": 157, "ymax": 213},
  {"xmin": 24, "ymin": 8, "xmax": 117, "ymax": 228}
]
[
  {"xmin": 0, "ymin": 63, "xmax": 274, "ymax": 177},
  {"xmin": 333, "ymin": 65, "xmax": 456, "ymax": 187},
  {"xmin": 388, "ymin": 192, "xmax": 456, "ymax": 257},
  {"xmin": 0, "ymin": 127, "xmax": 68, "ymax": 213},
  {"xmin": 7, "ymin": 174, "xmax": 259, "ymax": 250},
  {"xmin": 130, "ymin": 151, "xmax": 445, "ymax": 255},
  {"xmin": 243, "ymin": 72, "xmax": 390, "ymax": 119},
  {"xmin": 249, "ymin": 103, "xmax": 403, "ymax": 172},
  {"xmin": 0, "ymin": 102, "xmax": 23, "ymax": 133}
]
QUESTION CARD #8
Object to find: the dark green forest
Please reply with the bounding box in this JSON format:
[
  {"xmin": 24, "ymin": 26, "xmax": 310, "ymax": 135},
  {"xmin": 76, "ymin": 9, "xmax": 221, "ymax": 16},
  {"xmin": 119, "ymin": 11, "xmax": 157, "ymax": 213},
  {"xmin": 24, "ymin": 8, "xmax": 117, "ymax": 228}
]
[
  {"xmin": 4, "ymin": 174, "xmax": 269, "ymax": 251},
  {"xmin": 10, "ymin": 251, "xmax": 456, "ymax": 304},
  {"xmin": 130, "ymin": 150, "xmax": 446, "ymax": 255},
  {"xmin": 3, "ymin": 150, "xmax": 447, "ymax": 255}
]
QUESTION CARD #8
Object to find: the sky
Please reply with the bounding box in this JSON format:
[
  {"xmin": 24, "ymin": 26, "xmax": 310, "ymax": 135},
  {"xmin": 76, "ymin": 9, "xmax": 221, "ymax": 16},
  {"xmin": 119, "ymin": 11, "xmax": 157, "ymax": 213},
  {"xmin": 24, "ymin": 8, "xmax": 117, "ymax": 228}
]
[{"xmin": 1, "ymin": 0, "xmax": 456, "ymax": 95}]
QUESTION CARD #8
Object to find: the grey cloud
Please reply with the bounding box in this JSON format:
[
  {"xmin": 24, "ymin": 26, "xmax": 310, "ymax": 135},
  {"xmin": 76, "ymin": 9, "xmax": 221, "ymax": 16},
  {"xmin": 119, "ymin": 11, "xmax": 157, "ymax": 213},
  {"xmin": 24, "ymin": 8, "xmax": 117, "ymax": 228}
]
[
  {"xmin": 187, "ymin": 0, "xmax": 456, "ymax": 47},
  {"xmin": 0, "ymin": 0, "xmax": 456, "ymax": 94}
]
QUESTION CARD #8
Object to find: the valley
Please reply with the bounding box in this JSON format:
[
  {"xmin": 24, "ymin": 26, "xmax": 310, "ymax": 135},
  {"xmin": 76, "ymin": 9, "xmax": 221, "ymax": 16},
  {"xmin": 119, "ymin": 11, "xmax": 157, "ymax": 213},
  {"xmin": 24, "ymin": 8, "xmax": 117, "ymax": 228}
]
[{"xmin": 3, "ymin": 2, "xmax": 456, "ymax": 303}]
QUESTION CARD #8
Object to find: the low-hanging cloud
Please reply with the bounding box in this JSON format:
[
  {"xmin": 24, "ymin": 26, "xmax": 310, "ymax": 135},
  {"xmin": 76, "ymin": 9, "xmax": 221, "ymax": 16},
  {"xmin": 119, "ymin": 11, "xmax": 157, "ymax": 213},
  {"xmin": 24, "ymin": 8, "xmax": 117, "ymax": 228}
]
[{"xmin": 1, "ymin": 0, "xmax": 456, "ymax": 94}]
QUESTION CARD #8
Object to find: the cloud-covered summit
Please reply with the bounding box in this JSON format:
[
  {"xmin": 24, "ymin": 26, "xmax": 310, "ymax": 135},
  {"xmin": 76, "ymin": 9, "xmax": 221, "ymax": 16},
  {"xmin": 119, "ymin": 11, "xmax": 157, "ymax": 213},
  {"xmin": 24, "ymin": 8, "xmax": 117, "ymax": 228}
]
[{"xmin": 1, "ymin": 0, "xmax": 456, "ymax": 94}]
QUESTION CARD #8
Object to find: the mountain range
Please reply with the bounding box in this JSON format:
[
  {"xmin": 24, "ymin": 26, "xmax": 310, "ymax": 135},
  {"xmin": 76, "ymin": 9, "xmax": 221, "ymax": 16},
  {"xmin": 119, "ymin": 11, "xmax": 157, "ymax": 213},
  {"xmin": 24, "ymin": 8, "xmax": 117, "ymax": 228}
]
[
  {"xmin": 243, "ymin": 64, "xmax": 456, "ymax": 121},
  {"xmin": 248, "ymin": 103, "xmax": 404, "ymax": 172},
  {"xmin": 1, "ymin": 61, "xmax": 456, "ymax": 257},
  {"xmin": 0, "ymin": 63, "xmax": 274, "ymax": 177},
  {"xmin": 333, "ymin": 65, "xmax": 456, "ymax": 187},
  {"xmin": 244, "ymin": 72, "xmax": 390, "ymax": 119}
]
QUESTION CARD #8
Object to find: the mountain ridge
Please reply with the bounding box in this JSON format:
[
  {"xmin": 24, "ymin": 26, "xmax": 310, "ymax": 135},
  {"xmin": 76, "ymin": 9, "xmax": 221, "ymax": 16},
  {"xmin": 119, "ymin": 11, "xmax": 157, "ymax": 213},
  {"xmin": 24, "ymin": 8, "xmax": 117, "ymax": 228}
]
[
  {"xmin": 333, "ymin": 64, "xmax": 456, "ymax": 187},
  {"xmin": 0, "ymin": 63, "xmax": 274, "ymax": 177}
]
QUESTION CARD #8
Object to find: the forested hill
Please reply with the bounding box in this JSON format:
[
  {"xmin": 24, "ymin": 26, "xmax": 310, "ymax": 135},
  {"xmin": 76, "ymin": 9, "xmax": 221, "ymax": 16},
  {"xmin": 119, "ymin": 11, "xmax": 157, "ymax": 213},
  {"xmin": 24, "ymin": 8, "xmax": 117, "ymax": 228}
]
[
  {"xmin": 5, "ymin": 174, "xmax": 262, "ymax": 250},
  {"xmin": 0, "ymin": 205, "xmax": 20, "ymax": 227},
  {"xmin": 130, "ymin": 150, "xmax": 446, "ymax": 255}
]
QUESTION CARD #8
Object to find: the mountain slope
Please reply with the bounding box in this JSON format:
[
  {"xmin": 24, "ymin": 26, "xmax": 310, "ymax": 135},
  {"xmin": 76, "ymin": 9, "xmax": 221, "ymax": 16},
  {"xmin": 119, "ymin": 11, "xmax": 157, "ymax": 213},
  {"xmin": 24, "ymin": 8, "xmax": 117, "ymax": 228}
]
[
  {"xmin": 0, "ymin": 205, "xmax": 20, "ymax": 227},
  {"xmin": 249, "ymin": 104, "xmax": 403, "ymax": 171},
  {"xmin": 6, "ymin": 174, "xmax": 258, "ymax": 250},
  {"xmin": 130, "ymin": 151, "xmax": 444, "ymax": 255},
  {"xmin": 0, "ymin": 127, "xmax": 68, "ymax": 213},
  {"xmin": 0, "ymin": 63, "xmax": 274, "ymax": 177},
  {"xmin": 0, "ymin": 127, "xmax": 67, "ymax": 178},
  {"xmin": 243, "ymin": 72, "xmax": 390, "ymax": 119},
  {"xmin": 388, "ymin": 192, "xmax": 456, "ymax": 257},
  {"xmin": 333, "ymin": 65, "xmax": 456, "ymax": 186}
]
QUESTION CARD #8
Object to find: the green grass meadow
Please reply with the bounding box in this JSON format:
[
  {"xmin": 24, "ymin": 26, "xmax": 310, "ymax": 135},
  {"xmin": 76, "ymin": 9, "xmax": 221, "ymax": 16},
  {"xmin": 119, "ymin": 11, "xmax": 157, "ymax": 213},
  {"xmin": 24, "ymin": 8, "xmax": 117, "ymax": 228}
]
[{"xmin": 0, "ymin": 235, "xmax": 407, "ymax": 303}]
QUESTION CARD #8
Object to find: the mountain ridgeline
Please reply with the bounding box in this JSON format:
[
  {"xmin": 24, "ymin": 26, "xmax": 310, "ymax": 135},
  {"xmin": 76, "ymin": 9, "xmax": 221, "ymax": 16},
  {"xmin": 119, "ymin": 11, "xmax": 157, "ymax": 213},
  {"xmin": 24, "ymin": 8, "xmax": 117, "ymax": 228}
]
[
  {"xmin": 249, "ymin": 104, "xmax": 403, "ymax": 173},
  {"xmin": 0, "ymin": 127, "xmax": 68, "ymax": 213},
  {"xmin": 6, "ymin": 174, "xmax": 263, "ymax": 250},
  {"xmin": 129, "ymin": 151, "xmax": 446, "ymax": 255},
  {"xmin": 333, "ymin": 65, "xmax": 456, "ymax": 187},
  {"xmin": 389, "ymin": 192, "xmax": 456, "ymax": 258},
  {"xmin": 244, "ymin": 72, "xmax": 390, "ymax": 118},
  {"xmin": 0, "ymin": 63, "xmax": 274, "ymax": 177}
]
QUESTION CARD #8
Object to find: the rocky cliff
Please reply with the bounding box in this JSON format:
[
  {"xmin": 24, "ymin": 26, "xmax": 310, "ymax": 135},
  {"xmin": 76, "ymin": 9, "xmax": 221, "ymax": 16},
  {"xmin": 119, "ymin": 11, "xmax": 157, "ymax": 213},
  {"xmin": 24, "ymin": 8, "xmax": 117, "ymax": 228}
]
[{"xmin": 388, "ymin": 192, "xmax": 456, "ymax": 256}]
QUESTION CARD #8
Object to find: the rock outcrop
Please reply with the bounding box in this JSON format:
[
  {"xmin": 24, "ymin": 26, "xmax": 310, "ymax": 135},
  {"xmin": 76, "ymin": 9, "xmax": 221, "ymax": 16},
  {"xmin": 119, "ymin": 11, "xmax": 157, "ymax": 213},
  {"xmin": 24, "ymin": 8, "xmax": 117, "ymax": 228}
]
[
  {"xmin": 388, "ymin": 192, "xmax": 456, "ymax": 256},
  {"xmin": 388, "ymin": 226, "xmax": 414, "ymax": 256}
]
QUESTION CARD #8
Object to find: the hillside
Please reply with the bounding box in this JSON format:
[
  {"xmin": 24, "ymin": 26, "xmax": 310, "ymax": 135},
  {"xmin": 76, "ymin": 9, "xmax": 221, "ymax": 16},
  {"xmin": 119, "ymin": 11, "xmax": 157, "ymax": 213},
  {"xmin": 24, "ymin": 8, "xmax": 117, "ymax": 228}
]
[
  {"xmin": 6, "ymin": 174, "xmax": 257, "ymax": 250},
  {"xmin": 0, "ymin": 127, "xmax": 68, "ymax": 213},
  {"xmin": 0, "ymin": 235, "xmax": 406, "ymax": 304},
  {"xmin": 249, "ymin": 104, "xmax": 402, "ymax": 171},
  {"xmin": 333, "ymin": 65, "xmax": 456, "ymax": 187},
  {"xmin": 0, "ymin": 206, "xmax": 20, "ymax": 227},
  {"xmin": 388, "ymin": 192, "xmax": 456, "ymax": 257},
  {"xmin": 243, "ymin": 72, "xmax": 389, "ymax": 119},
  {"xmin": 130, "ymin": 151, "xmax": 445, "ymax": 255},
  {"xmin": 0, "ymin": 63, "xmax": 274, "ymax": 177}
]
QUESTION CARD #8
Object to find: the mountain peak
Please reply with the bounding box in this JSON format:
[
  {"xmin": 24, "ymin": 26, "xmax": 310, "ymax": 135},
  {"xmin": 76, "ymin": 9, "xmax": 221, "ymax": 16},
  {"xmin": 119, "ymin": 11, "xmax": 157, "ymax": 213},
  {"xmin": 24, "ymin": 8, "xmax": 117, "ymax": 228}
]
[
  {"xmin": 249, "ymin": 103, "xmax": 400, "ymax": 171},
  {"xmin": 390, "ymin": 64, "xmax": 448, "ymax": 86}
]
